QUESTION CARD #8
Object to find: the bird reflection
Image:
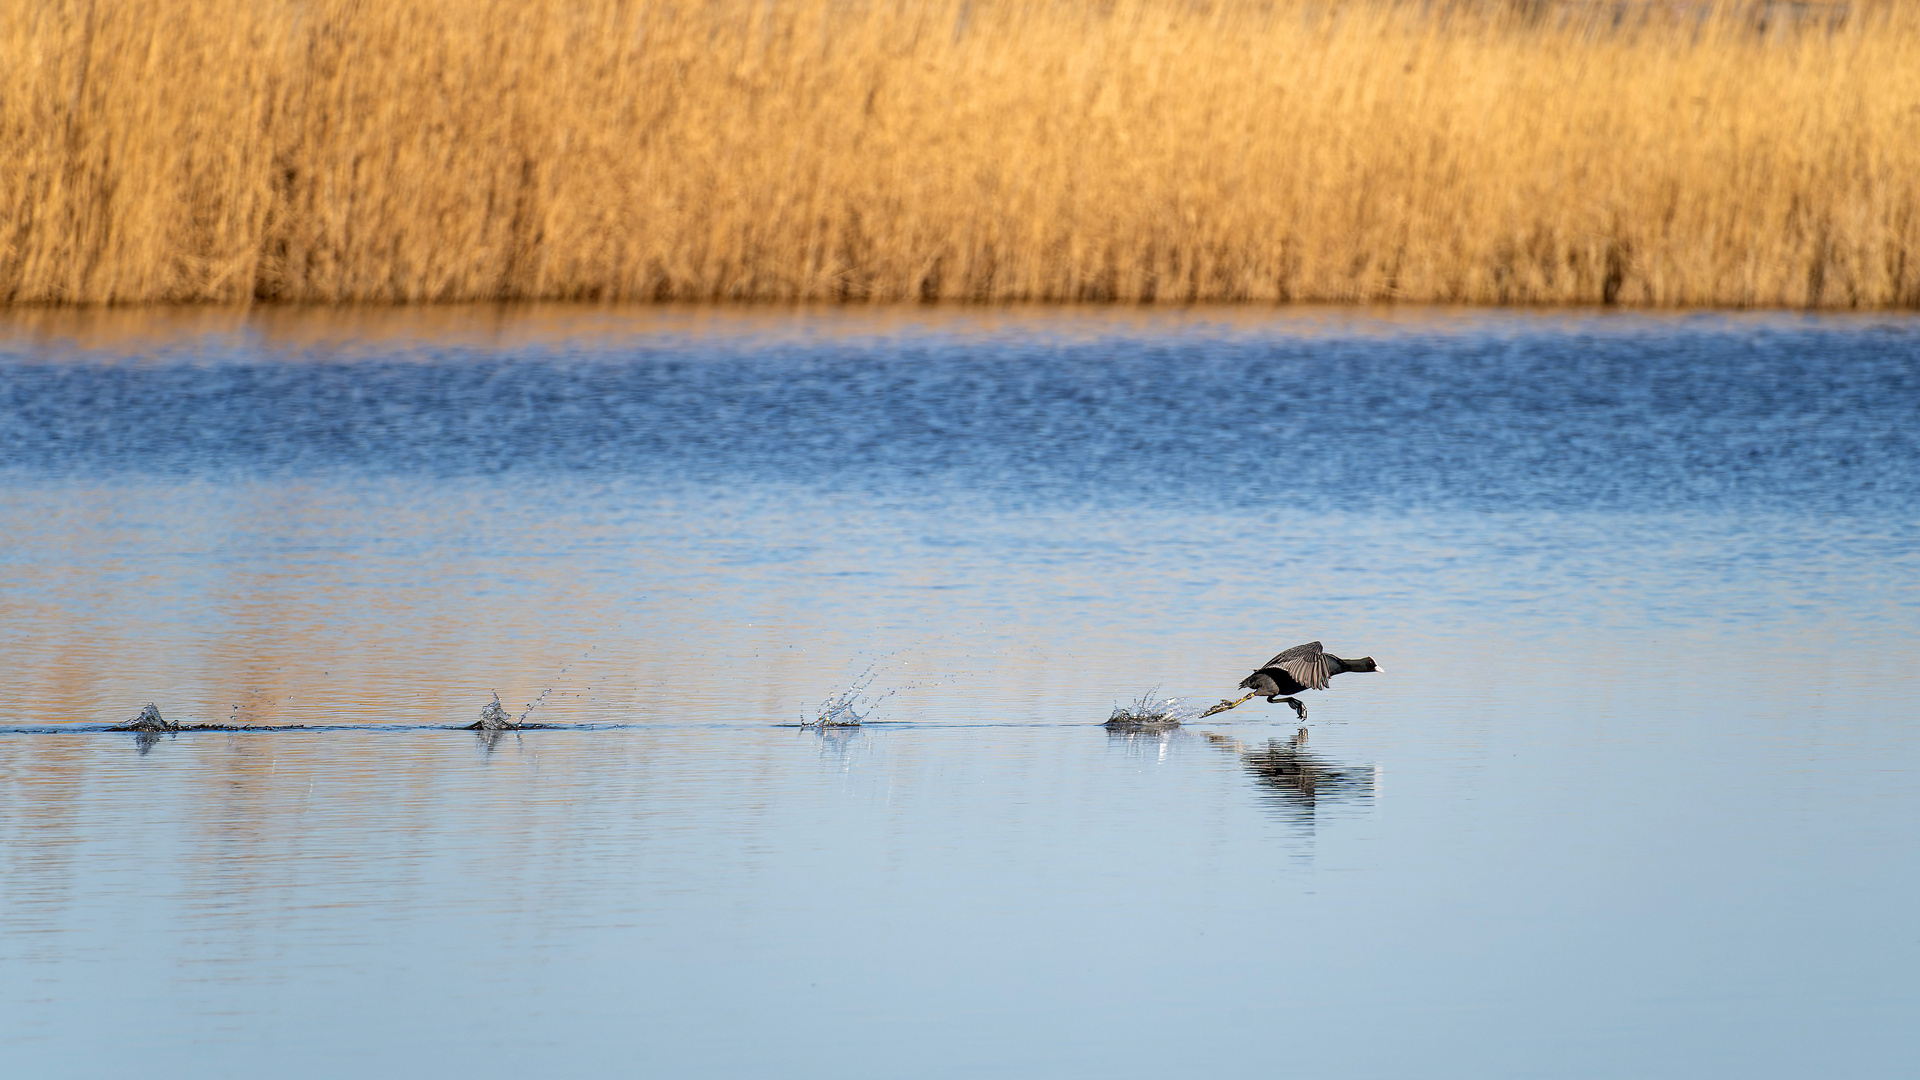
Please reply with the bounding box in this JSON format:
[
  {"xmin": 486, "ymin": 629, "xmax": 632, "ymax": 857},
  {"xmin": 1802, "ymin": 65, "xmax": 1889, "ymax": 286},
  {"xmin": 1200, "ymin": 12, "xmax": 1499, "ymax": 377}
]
[{"xmin": 1204, "ymin": 728, "xmax": 1375, "ymax": 823}]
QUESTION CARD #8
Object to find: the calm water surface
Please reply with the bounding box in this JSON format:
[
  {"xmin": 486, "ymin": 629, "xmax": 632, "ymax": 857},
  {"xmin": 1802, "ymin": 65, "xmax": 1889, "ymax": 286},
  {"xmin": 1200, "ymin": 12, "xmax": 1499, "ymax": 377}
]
[{"xmin": 2, "ymin": 306, "xmax": 1916, "ymax": 1077}]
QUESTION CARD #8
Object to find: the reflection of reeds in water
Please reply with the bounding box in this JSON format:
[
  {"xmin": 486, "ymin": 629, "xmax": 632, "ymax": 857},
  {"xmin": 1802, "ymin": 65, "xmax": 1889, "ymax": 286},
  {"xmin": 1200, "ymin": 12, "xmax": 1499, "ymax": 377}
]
[
  {"xmin": 1205, "ymin": 730, "xmax": 1376, "ymax": 821},
  {"xmin": 6, "ymin": 1, "xmax": 1915, "ymax": 307}
]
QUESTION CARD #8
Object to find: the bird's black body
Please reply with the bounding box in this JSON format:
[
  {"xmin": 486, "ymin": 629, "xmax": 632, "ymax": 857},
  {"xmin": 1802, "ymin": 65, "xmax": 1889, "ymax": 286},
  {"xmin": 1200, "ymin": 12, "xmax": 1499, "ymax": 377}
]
[
  {"xmin": 1202, "ymin": 641, "xmax": 1381, "ymax": 719},
  {"xmin": 1241, "ymin": 667, "xmax": 1312, "ymax": 698}
]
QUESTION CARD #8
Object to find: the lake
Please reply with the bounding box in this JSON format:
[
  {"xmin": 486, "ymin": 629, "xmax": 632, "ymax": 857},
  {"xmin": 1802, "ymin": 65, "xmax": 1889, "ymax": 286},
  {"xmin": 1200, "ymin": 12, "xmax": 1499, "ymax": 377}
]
[{"xmin": 2, "ymin": 304, "xmax": 1916, "ymax": 1078}]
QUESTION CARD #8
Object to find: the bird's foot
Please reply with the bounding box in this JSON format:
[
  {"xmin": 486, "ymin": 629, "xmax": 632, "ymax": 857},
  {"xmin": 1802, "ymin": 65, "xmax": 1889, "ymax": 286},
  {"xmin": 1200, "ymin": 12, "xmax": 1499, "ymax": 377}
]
[
  {"xmin": 1286, "ymin": 699, "xmax": 1308, "ymax": 720},
  {"xmin": 1200, "ymin": 692, "xmax": 1255, "ymax": 719}
]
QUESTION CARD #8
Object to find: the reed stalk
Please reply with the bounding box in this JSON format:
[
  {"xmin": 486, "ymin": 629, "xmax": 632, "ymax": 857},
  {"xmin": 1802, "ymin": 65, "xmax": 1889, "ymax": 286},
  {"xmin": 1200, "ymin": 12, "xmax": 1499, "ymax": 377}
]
[{"xmin": 3, "ymin": 0, "xmax": 1914, "ymax": 307}]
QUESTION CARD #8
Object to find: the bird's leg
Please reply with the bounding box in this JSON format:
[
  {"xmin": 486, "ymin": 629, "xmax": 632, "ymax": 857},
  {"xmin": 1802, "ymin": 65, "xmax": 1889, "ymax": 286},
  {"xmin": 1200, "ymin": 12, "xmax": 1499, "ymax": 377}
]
[
  {"xmin": 1280, "ymin": 697, "xmax": 1307, "ymax": 720},
  {"xmin": 1200, "ymin": 692, "xmax": 1255, "ymax": 719}
]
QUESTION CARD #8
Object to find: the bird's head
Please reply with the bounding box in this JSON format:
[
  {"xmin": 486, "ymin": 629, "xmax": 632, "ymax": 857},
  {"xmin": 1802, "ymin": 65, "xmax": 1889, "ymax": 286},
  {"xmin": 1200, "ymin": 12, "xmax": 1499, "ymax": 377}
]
[{"xmin": 1348, "ymin": 656, "xmax": 1382, "ymax": 673}]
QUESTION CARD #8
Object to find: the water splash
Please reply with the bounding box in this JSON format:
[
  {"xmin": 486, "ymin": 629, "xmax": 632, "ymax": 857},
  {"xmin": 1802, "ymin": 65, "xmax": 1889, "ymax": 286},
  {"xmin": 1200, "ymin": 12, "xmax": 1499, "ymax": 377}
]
[
  {"xmin": 801, "ymin": 662, "xmax": 897, "ymax": 728},
  {"xmin": 478, "ymin": 692, "xmax": 514, "ymax": 730},
  {"xmin": 118, "ymin": 703, "xmax": 178, "ymax": 733},
  {"xmin": 478, "ymin": 644, "xmax": 601, "ymax": 730},
  {"xmin": 514, "ymin": 686, "xmax": 557, "ymax": 725},
  {"xmin": 1104, "ymin": 688, "xmax": 1199, "ymax": 729}
]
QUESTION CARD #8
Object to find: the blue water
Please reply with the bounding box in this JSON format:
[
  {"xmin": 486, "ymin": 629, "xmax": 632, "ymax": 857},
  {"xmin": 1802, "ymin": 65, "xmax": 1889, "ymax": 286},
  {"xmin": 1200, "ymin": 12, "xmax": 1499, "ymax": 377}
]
[
  {"xmin": 2, "ymin": 305, "xmax": 1916, "ymax": 1078},
  {"xmin": 8, "ymin": 308, "xmax": 1918, "ymax": 514}
]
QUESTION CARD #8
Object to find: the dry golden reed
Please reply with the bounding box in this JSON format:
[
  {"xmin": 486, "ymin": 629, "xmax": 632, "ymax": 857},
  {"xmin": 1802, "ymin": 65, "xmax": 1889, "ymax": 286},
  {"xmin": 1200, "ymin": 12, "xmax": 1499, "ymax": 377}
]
[{"xmin": 4, "ymin": 0, "xmax": 1918, "ymax": 307}]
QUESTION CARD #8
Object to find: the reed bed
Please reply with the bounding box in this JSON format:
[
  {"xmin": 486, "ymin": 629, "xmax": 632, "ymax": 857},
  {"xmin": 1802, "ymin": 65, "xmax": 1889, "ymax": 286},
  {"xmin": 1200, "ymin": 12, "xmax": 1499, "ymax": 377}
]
[{"xmin": 4, "ymin": 0, "xmax": 1917, "ymax": 307}]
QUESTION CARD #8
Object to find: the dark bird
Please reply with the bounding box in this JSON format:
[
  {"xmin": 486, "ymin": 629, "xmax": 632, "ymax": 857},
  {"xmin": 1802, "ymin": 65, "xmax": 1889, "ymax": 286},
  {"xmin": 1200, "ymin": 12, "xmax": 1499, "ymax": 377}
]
[{"xmin": 1199, "ymin": 641, "xmax": 1381, "ymax": 720}]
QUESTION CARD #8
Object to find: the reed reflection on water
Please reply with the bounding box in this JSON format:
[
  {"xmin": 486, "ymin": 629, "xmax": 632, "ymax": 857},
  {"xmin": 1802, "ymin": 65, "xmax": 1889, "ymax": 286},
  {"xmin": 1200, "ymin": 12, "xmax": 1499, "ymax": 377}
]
[{"xmin": 2, "ymin": 305, "xmax": 1917, "ymax": 1079}]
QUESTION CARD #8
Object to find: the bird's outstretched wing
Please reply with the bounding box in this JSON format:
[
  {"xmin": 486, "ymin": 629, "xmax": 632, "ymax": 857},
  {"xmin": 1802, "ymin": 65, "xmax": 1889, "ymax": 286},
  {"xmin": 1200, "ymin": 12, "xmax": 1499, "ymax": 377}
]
[{"xmin": 1259, "ymin": 641, "xmax": 1332, "ymax": 691}]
